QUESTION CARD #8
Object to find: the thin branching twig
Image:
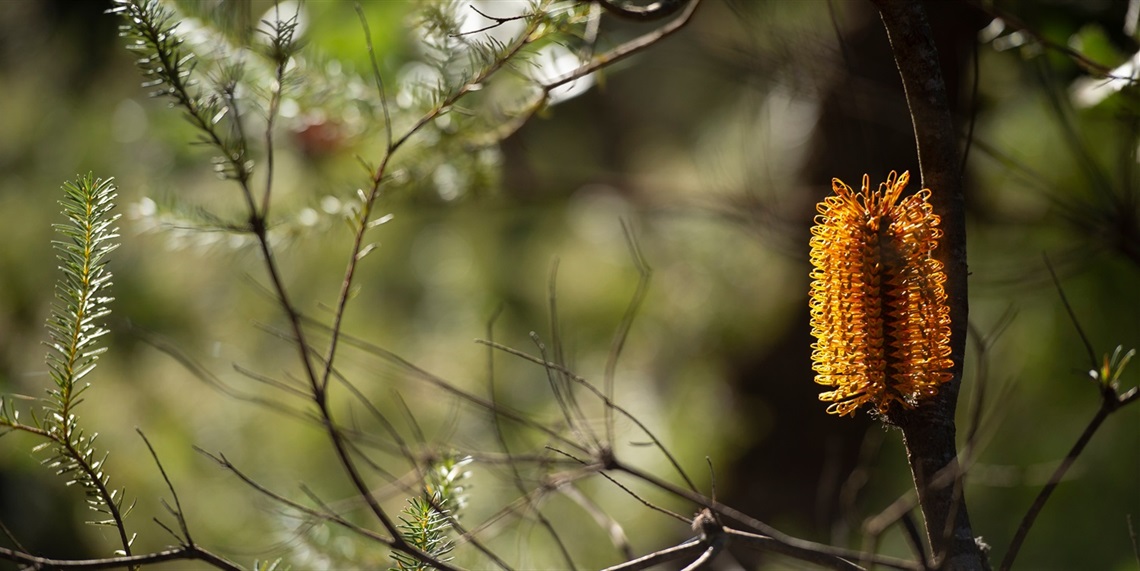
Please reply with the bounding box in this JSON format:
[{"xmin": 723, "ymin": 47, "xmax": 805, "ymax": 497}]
[{"xmin": 999, "ymin": 268, "xmax": 1140, "ymax": 570}]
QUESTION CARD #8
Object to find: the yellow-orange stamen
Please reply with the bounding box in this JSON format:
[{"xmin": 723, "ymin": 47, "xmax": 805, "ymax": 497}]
[{"xmin": 808, "ymin": 171, "xmax": 953, "ymax": 416}]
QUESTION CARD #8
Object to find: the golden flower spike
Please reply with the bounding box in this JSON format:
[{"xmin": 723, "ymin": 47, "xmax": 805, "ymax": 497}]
[{"xmin": 808, "ymin": 171, "xmax": 953, "ymax": 417}]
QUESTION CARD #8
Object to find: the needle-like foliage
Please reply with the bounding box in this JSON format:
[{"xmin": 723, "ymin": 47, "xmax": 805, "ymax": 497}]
[
  {"xmin": 0, "ymin": 174, "xmax": 133, "ymax": 557},
  {"xmin": 111, "ymin": 0, "xmax": 253, "ymax": 185},
  {"xmin": 389, "ymin": 455, "xmax": 472, "ymax": 571},
  {"xmin": 43, "ymin": 174, "xmax": 133, "ymax": 544},
  {"xmin": 45, "ymin": 174, "xmax": 120, "ymax": 421}
]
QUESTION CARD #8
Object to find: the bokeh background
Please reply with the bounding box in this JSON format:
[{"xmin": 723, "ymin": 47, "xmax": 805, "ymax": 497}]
[{"xmin": 0, "ymin": 0, "xmax": 1137, "ymax": 569}]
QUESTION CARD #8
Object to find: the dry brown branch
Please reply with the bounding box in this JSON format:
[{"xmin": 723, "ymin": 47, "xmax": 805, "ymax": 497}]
[{"xmin": 0, "ymin": 545, "xmax": 241, "ymax": 571}]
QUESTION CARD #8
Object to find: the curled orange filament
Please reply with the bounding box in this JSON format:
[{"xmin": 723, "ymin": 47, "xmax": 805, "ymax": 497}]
[{"xmin": 808, "ymin": 171, "xmax": 953, "ymax": 416}]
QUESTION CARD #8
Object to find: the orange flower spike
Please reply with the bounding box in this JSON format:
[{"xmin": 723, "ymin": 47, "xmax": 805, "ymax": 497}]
[{"xmin": 808, "ymin": 171, "xmax": 953, "ymax": 417}]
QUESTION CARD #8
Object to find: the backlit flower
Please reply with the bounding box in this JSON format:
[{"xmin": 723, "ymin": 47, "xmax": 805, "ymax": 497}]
[{"xmin": 808, "ymin": 171, "xmax": 953, "ymax": 416}]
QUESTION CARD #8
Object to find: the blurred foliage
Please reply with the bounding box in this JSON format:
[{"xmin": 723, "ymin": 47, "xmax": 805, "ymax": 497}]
[{"xmin": 0, "ymin": 0, "xmax": 1137, "ymax": 569}]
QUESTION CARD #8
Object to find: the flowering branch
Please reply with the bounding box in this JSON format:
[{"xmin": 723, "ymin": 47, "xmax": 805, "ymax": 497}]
[{"xmin": 869, "ymin": 1, "xmax": 987, "ymax": 569}]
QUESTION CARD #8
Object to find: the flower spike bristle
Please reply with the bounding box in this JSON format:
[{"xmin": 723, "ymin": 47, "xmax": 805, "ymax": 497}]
[{"xmin": 808, "ymin": 171, "xmax": 953, "ymax": 417}]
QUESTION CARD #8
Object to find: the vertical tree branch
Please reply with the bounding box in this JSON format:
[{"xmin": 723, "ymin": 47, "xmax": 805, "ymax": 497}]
[{"xmin": 870, "ymin": 2, "xmax": 988, "ymax": 569}]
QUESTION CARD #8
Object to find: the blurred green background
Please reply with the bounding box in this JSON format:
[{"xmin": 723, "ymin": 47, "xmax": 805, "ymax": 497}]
[{"xmin": 0, "ymin": 0, "xmax": 1137, "ymax": 569}]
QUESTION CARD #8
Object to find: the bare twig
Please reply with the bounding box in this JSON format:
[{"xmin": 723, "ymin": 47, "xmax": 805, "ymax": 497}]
[
  {"xmin": 355, "ymin": 4, "xmax": 392, "ymax": 152},
  {"xmin": 536, "ymin": 269, "xmax": 598, "ymax": 449},
  {"xmin": 601, "ymin": 540, "xmax": 705, "ymax": 571},
  {"xmin": 455, "ymin": 475, "xmax": 567, "ymax": 543},
  {"xmin": 960, "ymin": 40, "xmax": 980, "ymax": 178},
  {"xmin": 315, "ymin": 325, "xmax": 588, "ymax": 453},
  {"xmin": 998, "ymin": 268, "xmax": 1138, "ymax": 569},
  {"xmin": 195, "ymin": 449, "xmax": 389, "ymax": 542},
  {"xmin": 1043, "ymin": 257, "xmax": 1097, "ymax": 367},
  {"xmin": 605, "ymin": 221, "xmax": 652, "ymax": 444},
  {"xmin": 998, "ymin": 405, "xmax": 1104, "ymax": 570},
  {"xmin": 455, "ymin": 5, "xmax": 530, "ymax": 37},
  {"xmin": 547, "ymin": 446, "xmax": 689, "ymax": 524},
  {"xmin": 485, "ymin": 311, "xmax": 578, "ymax": 569},
  {"xmin": 963, "ymin": 312, "xmax": 1014, "ymax": 455},
  {"xmin": 998, "ymin": 389, "xmax": 1138, "ymax": 570},
  {"xmin": 560, "ymin": 485, "xmax": 635, "ymax": 559},
  {"xmin": 613, "ymin": 459, "xmax": 920, "ymax": 570},
  {"xmin": 0, "ymin": 519, "xmax": 28, "ymax": 558},
  {"xmin": 137, "ymin": 430, "xmax": 194, "ymax": 545},
  {"xmin": 723, "ymin": 528, "xmax": 868, "ymax": 571},
  {"xmin": 679, "ymin": 544, "xmax": 721, "ymax": 571},
  {"xmin": 477, "ymin": 339, "xmax": 698, "ymax": 493},
  {"xmin": 0, "ymin": 545, "xmax": 241, "ymax": 571}
]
